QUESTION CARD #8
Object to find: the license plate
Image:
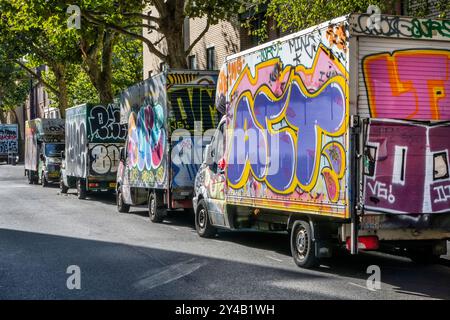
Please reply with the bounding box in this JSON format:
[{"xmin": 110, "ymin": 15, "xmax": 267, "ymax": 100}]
[
  {"xmin": 109, "ymin": 183, "xmax": 116, "ymax": 188},
  {"xmin": 48, "ymin": 172, "xmax": 59, "ymax": 178},
  {"xmin": 361, "ymin": 216, "xmax": 381, "ymax": 230}
]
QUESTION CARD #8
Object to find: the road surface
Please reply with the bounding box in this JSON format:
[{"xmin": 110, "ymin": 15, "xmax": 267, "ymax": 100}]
[{"xmin": 0, "ymin": 164, "xmax": 449, "ymax": 299}]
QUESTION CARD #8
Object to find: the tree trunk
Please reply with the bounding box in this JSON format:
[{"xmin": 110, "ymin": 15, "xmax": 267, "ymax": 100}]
[
  {"xmin": 51, "ymin": 63, "xmax": 69, "ymax": 118},
  {"xmin": 80, "ymin": 29, "xmax": 116, "ymax": 105},
  {"xmin": 158, "ymin": 0, "xmax": 188, "ymax": 69}
]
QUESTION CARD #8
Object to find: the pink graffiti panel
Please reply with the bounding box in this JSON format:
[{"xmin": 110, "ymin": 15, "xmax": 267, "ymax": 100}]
[{"xmin": 363, "ymin": 50, "xmax": 450, "ymax": 120}]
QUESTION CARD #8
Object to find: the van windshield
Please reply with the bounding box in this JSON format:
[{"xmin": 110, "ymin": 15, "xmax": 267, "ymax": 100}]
[{"xmin": 45, "ymin": 143, "xmax": 64, "ymax": 157}]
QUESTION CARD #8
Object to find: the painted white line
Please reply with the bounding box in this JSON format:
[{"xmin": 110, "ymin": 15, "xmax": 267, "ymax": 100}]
[
  {"xmin": 266, "ymin": 255, "xmax": 283, "ymax": 262},
  {"xmin": 134, "ymin": 258, "xmax": 205, "ymax": 292},
  {"xmin": 348, "ymin": 282, "xmax": 375, "ymax": 291}
]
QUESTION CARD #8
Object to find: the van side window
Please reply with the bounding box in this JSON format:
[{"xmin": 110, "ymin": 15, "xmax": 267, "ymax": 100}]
[
  {"xmin": 433, "ymin": 152, "xmax": 449, "ymax": 181},
  {"xmin": 364, "ymin": 146, "xmax": 377, "ymax": 177}
]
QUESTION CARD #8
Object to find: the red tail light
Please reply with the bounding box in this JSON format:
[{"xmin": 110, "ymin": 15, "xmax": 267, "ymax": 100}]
[{"xmin": 346, "ymin": 236, "xmax": 379, "ymax": 251}]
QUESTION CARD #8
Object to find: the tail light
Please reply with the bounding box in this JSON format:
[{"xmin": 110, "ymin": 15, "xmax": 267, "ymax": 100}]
[{"xmin": 346, "ymin": 236, "xmax": 379, "ymax": 251}]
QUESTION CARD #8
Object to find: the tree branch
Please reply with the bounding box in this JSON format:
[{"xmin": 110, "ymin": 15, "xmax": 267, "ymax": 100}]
[
  {"xmin": 15, "ymin": 60, "xmax": 59, "ymax": 96},
  {"xmin": 82, "ymin": 10, "xmax": 167, "ymax": 62},
  {"xmin": 185, "ymin": 16, "xmax": 211, "ymax": 55}
]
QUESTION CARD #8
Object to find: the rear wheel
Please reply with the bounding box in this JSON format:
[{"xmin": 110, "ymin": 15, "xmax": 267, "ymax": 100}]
[
  {"xmin": 290, "ymin": 220, "xmax": 318, "ymax": 269},
  {"xmin": 195, "ymin": 199, "xmax": 216, "ymax": 238},
  {"xmin": 117, "ymin": 188, "xmax": 130, "ymax": 213},
  {"xmin": 408, "ymin": 246, "xmax": 440, "ymax": 264},
  {"xmin": 77, "ymin": 179, "xmax": 87, "ymax": 200},
  {"xmin": 148, "ymin": 191, "xmax": 165, "ymax": 223},
  {"xmin": 60, "ymin": 178, "xmax": 69, "ymax": 194},
  {"xmin": 41, "ymin": 172, "xmax": 48, "ymax": 187},
  {"xmin": 27, "ymin": 171, "xmax": 33, "ymax": 185}
]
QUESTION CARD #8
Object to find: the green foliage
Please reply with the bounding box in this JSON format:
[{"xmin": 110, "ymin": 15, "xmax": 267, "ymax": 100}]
[
  {"xmin": 0, "ymin": 58, "xmax": 30, "ymax": 113},
  {"xmin": 42, "ymin": 35, "xmax": 143, "ymax": 108}
]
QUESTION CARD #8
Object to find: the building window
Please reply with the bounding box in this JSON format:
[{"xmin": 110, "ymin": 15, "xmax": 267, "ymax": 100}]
[
  {"xmin": 188, "ymin": 55, "xmax": 196, "ymax": 70},
  {"xmin": 206, "ymin": 47, "xmax": 216, "ymax": 70}
]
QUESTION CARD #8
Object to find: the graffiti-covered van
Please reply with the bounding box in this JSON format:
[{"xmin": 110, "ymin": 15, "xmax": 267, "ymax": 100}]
[
  {"xmin": 60, "ymin": 103, "xmax": 126, "ymax": 199},
  {"xmin": 193, "ymin": 13, "xmax": 450, "ymax": 268},
  {"xmin": 0, "ymin": 124, "xmax": 19, "ymax": 162},
  {"xmin": 116, "ymin": 70, "xmax": 218, "ymax": 220},
  {"xmin": 25, "ymin": 118, "xmax": 65, "ymax": 185}
]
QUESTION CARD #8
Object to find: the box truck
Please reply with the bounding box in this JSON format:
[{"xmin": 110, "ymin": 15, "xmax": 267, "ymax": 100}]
[
  {"xmin": 0, "ymin": 124, "xmax": 18, "ymax": 164},
  {"xmin": 60, "ymin": 103, "xmax": 126, "ymax": 199},
  {"xmin": 24, "ymin": 119, "xmax": 65, "ymax": 186},
  {"xmin": 193, "ymin": 14, "xmax": 450, "ymax": 268},
  {"xmin": 116, "ymin": 70, "xmax": 218, "ymax": 221}
]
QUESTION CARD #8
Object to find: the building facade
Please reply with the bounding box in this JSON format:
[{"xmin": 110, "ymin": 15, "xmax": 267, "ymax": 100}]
[{"xmin": 142, "ymin": 0, "xmax": 448, "ymax": 78}]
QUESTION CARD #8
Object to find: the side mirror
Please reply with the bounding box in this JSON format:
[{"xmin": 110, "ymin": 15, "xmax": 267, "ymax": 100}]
[
  {"xmin": 203, "ymin": 144, "xmax": 212, "ymax": 165},
  {"xmin": 39, "ymin": 153, "xmax": 45, "ymax": 161},
  {"xmin": 119, "ymin": 147, "xmax": 126, "ymax": 162}
]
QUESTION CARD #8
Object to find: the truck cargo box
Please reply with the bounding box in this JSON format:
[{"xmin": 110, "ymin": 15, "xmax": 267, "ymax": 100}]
[
  {"xmin": 117, "ymin": 70, "xmax": 218, "ymax": 212},
  {"xmin": 63, "ymin": 103, "xmax": 126, "ymax": 194}
]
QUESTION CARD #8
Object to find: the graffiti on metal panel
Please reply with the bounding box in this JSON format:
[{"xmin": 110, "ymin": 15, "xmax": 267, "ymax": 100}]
[
  {"xmin": 227, "ymin": 45, "xmax": 347, "ymax": 202},
  {"xmin": 169, "ymin": 87, "xmax": 217, "ymax": 132},
  {"xmin": 171, "ymin": 137, "xmax": 202, "ymax": 188},
  {"xmin": 88, "ymin": 104, "xmax": 127, "ymax": 141},
  {"xmin": 0, "ymin": 125, "xmax": 18, "ymax": 154},
  {"xmin": 363, "ymin": 49, "xmax": 450, "ymax": 120},
  {"xmin": 364, "ymin": 120, "xmax": 450, "ymax": 214},
  {"xmin": 89, "ymin": 144, "xmax": 121, "ymax": 175},
  {"xmin": 326, "ymin": 24, "xmax": 348, "ymax": 53},
  {"xmin": 127, "ymin": 98, "xmax": 166, "ymax": 186},
  {"xmin": 66, "ymin": 113, "xmax": 88, "ymax": 178},
  {"xmin": 352, "ymin": 15, "xmax": 450, "ymax": 39}
]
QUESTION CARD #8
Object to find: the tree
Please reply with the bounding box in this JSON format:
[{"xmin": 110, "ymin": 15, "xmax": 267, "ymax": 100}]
[
  {"xmin": 0, "ymin": 0, "xmax": 81, "ymax": 116},
  {"xmin": 79, "ymin": 0, "xmax": 243, "ymax": 68},
  {"xmin": 243, "ymin": 0, "xmax": 398, "ymax": 43},
  {"xmin": 244, "ymin": 0, "xmax": 449, "ymax": 43},
  {"xmin": 0, "ymin": 47, "xmax": 30, "ymax": 124},
  {"xmin": 0, "ymin": 0, "xmax": 143, "ymax": 112}
]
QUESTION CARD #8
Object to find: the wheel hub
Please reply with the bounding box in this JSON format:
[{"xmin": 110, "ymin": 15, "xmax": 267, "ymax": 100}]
[
  {"xmin": 296, "ymin": 228, "xmax": 308, "ymax": 259},
  {"xmin": 198, "ymin": 209, "xmax": 206, "ymax": 228}
]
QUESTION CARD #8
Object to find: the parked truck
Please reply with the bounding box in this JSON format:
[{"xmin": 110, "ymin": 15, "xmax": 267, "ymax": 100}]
[
  {"xmin": 24, "ymin": 118, "xmax": 65, "ymax": 186},
  {"xmin": 193, "ymin": 13, "xmax": 450, "ymax": 268},
  {"xmin": 0, "ymin": 124, "xmax": 19, "ymax": 164},
  {"xmin": 60, "ymin": 103, "xmax": 126, "ymax": 199},
  {"xmin": 116, "ymin": 70, "xmax": 218, "ymax": 221}
]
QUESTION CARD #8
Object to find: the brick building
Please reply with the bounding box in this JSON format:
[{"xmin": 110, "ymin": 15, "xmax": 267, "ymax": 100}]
[{"xmin": 142, "ymin": 0, "xmax": 447, "ymax": 78}]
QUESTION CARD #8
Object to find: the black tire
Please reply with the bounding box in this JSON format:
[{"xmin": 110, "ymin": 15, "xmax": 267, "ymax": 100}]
[
  {"xmin": 77, "ymin": 179, "xmax": 87, "ymax": 200},
  {"xmin": 27, "ymin": 171, "xmax": 33, "ymax": 185},
  {"xmin": 290, "ymin": 220, "xmax": 318, "ymax": 269},
  {"xmin": 60, "ymin": 178, "xmax": 69, "ymax": 194},
  {"xmin": 117, "ymin": 188, "xmax": 130, "ymax": 213},
  {"xmin": 195, "ymin": 199, "xmax": 216, "ymax": 238},
  {"xmin": 148, "ymin": 191, "xmax": 165, "ymax": 223},
  {"xmin": 41, "ymin": 172, "xmax": 48, "ymax": 187},
  {"xmin": 408, "ymin": 247, "xmax": 439, "ymax": 264}
]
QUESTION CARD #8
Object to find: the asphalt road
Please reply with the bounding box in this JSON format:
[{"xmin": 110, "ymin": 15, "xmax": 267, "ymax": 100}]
[{"xmin": 0, "ymin": 164, "xmax": 449, "ymax": 300}]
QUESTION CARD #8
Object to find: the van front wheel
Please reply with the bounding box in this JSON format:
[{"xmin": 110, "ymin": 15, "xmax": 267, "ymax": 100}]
[
  {"xmin": 195, "ymin": 199, "xmax": 216, "ymax": 238},
  {"xmin": 148, "ymin": 191, "xmax": 165, "ymax": 223},
  {"xmin": 290, "ymin": 220, "xmax": 318, "ymax": 269},
  {"xmin": 117, "ymin": 189, "xmax": 130, "ymax": 213}
]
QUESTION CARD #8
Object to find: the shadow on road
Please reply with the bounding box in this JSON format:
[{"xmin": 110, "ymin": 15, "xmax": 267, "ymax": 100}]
[{"xmin": 0, "ymin": 228, "xmax": 327, "ymax": 300}]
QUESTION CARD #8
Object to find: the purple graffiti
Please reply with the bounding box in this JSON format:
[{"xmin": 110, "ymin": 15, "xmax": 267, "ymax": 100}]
[
  {"xmin": 227, "ymin": 74, "xmax": 346, "ymax": 193},
  {"xmin": 364, "ymin": 120, "xmax": 450, "ymax": 214}
]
